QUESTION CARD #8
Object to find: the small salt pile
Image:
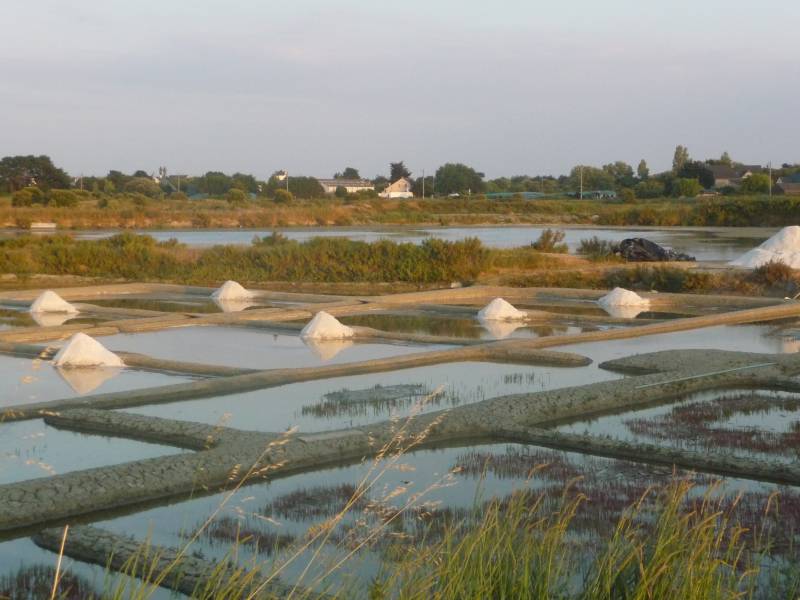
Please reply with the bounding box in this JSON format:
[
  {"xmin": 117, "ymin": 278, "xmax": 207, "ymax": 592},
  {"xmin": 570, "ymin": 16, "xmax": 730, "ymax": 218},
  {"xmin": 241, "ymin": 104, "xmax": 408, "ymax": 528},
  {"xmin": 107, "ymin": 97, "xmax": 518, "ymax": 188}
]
[
  {"xmin": 29, "ymin": 290, "xmax": 78, "ymax": 314},
  {"xmin": 729, "ymin": 226, "xmax": 800, "ymax": 269},
  {"xmin": 477, "ymin": 298, "xmax": 527, "ymax": 321},
  {"xmin": 211, "ymin": 280, "xmax": 253, "ymax": 300},
  {"xmin": 598, "ymin": 288, "xmax": 650, "ymax": 319},
  {"xmin": 300, "ymin": 311, "xmax": 355, "ymax": 340},
  {"xmin": 597, "ymin": 287, "xmax": 650, "ymax": 308},
  {"xmin": 53, "ymin": 333, "xmax": 125, "ymax": 367}
]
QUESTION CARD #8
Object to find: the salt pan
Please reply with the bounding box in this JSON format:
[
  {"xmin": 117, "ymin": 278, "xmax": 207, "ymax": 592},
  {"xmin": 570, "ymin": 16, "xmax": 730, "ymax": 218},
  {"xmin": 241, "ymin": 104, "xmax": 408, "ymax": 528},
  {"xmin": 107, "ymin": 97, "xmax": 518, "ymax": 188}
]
[
  {"xmin": 300, "ymin": 311, "xmax": 355, "ymax": 340},
  {"xmin": 211, "ymin": 281, "xmax": 253, "ymax": 301},
  {"xmin": 477, "ymin": 298, "xmax": 527, "ymax": 321},
  {"xmin": 53, "ymin": 333, "xmax": 125, "ymax": 368},
  {"xmin": 729, "ymin": 226, "xmax": 800, "ymax": 269},
  {"xmin": 29, "ymin": 290, "xmax": 78, "ymax": 314}
]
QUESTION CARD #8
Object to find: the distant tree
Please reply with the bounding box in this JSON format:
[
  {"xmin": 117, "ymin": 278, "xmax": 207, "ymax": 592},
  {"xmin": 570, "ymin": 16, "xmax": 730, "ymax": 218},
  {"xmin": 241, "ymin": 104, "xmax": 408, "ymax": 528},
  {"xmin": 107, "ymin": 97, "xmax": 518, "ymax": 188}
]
[
  {"xmin": 602, "ymin": 161, "xmax": 636, "ymax": 188},
  {"xmin": 231, "ymin": 172, "xmax": 259, "ymax": 193},
  {"xmin": 672, "ymin": 145, "xmax": 690, "ymax": 174},
  {"xmin": 619, "ymin": 188, "xmax": 636, "ymax": 203},
  {"xmin": 0, "ymin": 155, "xmax": 71, "ymax": 192},
  {"xmin": 124, "ymin": 177, "xmax": 162, "ymax": 197},
  {"xmin": 106, "ymin": 170, "xmax": 127, "ymax": 190},
  {"xmin": 132, "ymin": 170, "xmax": 149, "ymax": 178},
  {"xmin": 678, "ymin": 161, "xmax": 714, "ymax": 189},
  {"xmin": 334, "ymin": 186, "xmax": 348, "ymax": 198},
  {"xmin": 740, "ymin": 173, "xmax": 771, "ymax": 194},
  {"xmin": 720, "ymin": 151, "xmax": 732, "ymax": 166},
  {"xmin": 635, "ymin": 179, "xmax": 666, "ymax": 199},
  {"xmin": 226, "ymin": 188, "xmax": 247, "ymax": 204},
  {"xmin": 434, "ymin": 163, "xmax": 485, "ymax": 195},
  {"xmin": 568, "ymin": 166, "xmax": 615, "ymax": 193},
  {"xmin": 198, "ymin": 171, "xmax": 234, "ymax": 195},
  {"xmin": 334, "ymin": 167, "xmax": 360, "ymax": 179},
  {"xmin": 287, "ymin": 176, "xmax": 324, "ymax": 199},
  {"xmin": 372, "ymin": 175, "xmax": 389, "ymax": 192},
  {"xmin": 103, "ymin": 179, "xmax": 116, "ymax": 194},
  {"xmin": 390, "ymin": 162, "xmax": 412, "ymax": 182},
  {"xmin": 273, "ymin": 189, "xmax": 293, "ymax": 204},
  {"xmin": 411, "ymin": 175, "xmax": 435, "ymax": 197},
  {"xmin": 637, "ymin": 159, "xmax": 649, "ymax": 180},
  {"xmin": 672, "ymin": 178, "xmax": 702, "ymax": 197}
]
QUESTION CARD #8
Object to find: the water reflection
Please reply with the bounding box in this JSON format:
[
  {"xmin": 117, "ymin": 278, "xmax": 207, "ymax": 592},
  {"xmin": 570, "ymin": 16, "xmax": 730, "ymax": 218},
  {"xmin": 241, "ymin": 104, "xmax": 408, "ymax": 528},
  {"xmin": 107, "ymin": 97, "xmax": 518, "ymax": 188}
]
[
  {"xmin": 212, "ymin": 297, "xmax": 258, "ymax": 313},
  {"xmin": 55, "ymin": 366, "xmax": 123, "ymax": 394},
  {"xmin": 302, "ymin": 338, "xmax": 354, "ymax": 361},
  {"xmin": 29, "ymin": 311, "xmax": 74, "ymax": 327},
  {"xmin": 601, "ymin": 305, "xmax": 647, "ymax": 319},
  {"xmin": 480, "ymin": 319, "xmax": 524, "ymax": 339}
]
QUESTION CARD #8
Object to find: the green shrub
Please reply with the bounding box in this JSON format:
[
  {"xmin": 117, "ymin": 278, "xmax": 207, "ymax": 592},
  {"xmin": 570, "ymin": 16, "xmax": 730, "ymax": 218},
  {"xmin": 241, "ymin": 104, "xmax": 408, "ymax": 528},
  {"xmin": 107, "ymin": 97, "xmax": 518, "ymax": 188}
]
[
  {"xmin": 532, "ymin": 229, "xmax": 568, "ymax": 253},
  {"xmin": 226, "ymin": 188, "xmax": 247, "ymax": 204},
  {"xmin": 124, "ymin": 177, "xmax": 162, "ymax": 197},
  {"xmin": 48, "ymin": 189, "xmax": 79, "ymax": 207},
  {"xmin": 578, "ymin": 236, "xmax": 618, "ymax": 260},
  {"xmin": 273, "ymin": 189, "xmax": 293, "ymax": 204},
  {"xmin": 334, "ymin": 186, "xmax": 348, "ymax": 198},
  {"xmin": 11, "ymin": 186, "xmax": 45, "ymax": 206}
]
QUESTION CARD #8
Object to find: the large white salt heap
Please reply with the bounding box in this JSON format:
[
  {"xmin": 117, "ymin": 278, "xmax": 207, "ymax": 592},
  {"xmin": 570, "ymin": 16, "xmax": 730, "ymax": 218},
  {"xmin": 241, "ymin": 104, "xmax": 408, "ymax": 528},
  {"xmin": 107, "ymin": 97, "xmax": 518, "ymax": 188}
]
[
  {"xmin": 211, "ymin": 280, "xmax": 253, "ymax": 300},
  {"xmin": 300, "ymin": 311, "xmax": 355, "ymax": 340},
  {"xmin": 53, "ymin": 333, "xmax": 125, "ymax": 367},
  {"xmin": 729, "ymin": 226, "xmax": 800, "ymax": 269},
  {"xmin": 477, "ymin": 298, "xmax": 527, "ymax": 321},
  {"xmin": 598, "ymin": 288, "xmax": 650, "ymax": 319},
  {"xmin": 29, "ymin": 290, "xmax": 78, "ymax": 315}
]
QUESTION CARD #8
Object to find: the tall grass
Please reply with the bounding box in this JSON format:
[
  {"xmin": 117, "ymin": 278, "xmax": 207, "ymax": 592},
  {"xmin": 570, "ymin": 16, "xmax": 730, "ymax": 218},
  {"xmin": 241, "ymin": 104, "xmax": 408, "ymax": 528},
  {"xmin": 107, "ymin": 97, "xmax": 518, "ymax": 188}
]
[{"xmin": 0, "ymin": 233, "xmax": 489, "ymax": 285}]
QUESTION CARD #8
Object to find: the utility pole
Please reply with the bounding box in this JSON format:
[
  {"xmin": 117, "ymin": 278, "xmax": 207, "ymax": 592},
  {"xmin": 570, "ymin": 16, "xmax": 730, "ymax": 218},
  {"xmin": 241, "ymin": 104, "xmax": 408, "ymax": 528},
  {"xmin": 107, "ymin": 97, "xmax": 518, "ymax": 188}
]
[
  {"xmin": 769, "ymin": 162, "xmax": 773, "ymax": 198},
  {"xmin": 579, "ymin": 166, "xmax": 584, "ymax": 200},
  {"xmin": 422, "ymin": 169, "xmax": 425, "ymax": 199}
]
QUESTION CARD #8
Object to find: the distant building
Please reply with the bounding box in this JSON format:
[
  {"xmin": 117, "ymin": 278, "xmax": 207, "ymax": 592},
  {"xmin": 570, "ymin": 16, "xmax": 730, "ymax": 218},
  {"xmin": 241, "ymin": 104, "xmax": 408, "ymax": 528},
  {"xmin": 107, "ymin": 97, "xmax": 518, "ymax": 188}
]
[
  {"xmin": 379, "ymin": 177, "xmax": 414, "ymax": 199},
  {"xmin": 707, "ymin": 164, "xmax": 740, "ymax": 188},
  {"xmin": 317, "ymin": 178, "xmax": 374, "ymax": 194},
  {"xmin": 777, "ymin": 173, "xmax": 800, "ymax": 196}
]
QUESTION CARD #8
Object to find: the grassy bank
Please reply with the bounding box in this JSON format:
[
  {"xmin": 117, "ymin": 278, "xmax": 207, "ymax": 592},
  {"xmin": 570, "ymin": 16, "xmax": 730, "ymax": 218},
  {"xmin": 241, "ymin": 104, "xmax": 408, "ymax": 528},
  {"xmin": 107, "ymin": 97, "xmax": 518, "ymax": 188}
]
[
  {"xmin": 3, "ymin": 193, "xmax": 800, "ymax": 229},
  {"xmin": 1, "ymin": 232, "xmax": 796, "ymax": 296},
  {"xmin": 0, "ymin": 233, "xmax": 489, "ymax": 285}
]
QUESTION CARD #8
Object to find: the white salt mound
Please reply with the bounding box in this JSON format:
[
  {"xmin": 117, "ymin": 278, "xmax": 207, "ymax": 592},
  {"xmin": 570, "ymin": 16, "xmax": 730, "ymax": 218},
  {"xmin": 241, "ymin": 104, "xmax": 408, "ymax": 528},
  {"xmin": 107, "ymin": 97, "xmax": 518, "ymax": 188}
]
[
  {"xmin": 598, "ymin": 288, "xmax": 650, "ymax": 308},
  {"xmin": 29, "ymin": 290, "xmax": 78, "ymax": 314},
  {"xmin": 477, "ymin": 298, "xmax": 527, "ymax": 321},
  {"xmin": 300, "ymin": 311, "xmax": 355, "ymax": 340},
  {"xmin": 53, "ymin": 333, "xmax": 125, "ymax": 367},
  {"xmin": 211, "ymin": 280, "xmax": 253, "ymax": 300},
  {"xmin": 729, "ymin": 226, "xmax": 800, "ymax": 269}
]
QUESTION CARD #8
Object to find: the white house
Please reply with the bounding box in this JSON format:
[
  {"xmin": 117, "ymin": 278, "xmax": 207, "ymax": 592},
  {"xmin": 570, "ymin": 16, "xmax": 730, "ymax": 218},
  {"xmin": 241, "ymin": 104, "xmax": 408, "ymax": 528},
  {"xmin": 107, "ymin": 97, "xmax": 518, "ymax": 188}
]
[
  {"xmin": 316, "ymin": 178, "xmax": 374, "ymax": 194},
  {"xmin": 379, "ymin": 177, "xmax": 414, "ymax": 199}
]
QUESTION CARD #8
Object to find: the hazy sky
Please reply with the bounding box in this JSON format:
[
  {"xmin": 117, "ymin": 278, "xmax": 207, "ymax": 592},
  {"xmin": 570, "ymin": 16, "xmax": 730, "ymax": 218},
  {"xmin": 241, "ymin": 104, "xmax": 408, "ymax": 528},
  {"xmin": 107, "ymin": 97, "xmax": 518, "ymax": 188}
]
[{"xmin": 2, "ymin": 0, "xmax": 798, "ymax": 179}]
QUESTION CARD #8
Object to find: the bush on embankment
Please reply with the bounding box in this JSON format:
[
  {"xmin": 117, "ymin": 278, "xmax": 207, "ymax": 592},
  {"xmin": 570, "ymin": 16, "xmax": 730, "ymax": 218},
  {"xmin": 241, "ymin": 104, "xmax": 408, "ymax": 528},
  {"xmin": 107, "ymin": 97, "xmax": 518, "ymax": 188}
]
[{"xmin": 0, "ymin": 233, "xmax": 489, "ymax": 285}]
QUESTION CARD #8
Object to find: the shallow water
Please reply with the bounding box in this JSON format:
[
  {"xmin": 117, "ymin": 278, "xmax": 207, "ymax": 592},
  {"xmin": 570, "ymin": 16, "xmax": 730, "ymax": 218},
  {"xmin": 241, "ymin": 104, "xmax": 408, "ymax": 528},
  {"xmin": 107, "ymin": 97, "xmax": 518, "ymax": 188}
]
[
  {"xmin": 556, "ymin": 388, "xmax": 800, "ymax": 464},
  {"xmin": 338, "ymin": 311, "xmax": 587, "ymax": 340},
  {"xmin": 87, "ymin": 296, "xmax": 276, "ymax": 314},
  {"xmin": 555, "ymin": 323, "xmax": 797, "ymax": 363},
  {"xmin": 84, "ymin": 441, "xmax": 798, "ymax": 594},
  {"xmin": 0, "ymin": 418, "xmax": 186, "ymax": 485},
  {"xmin": 126, "ymin": 360, "xmax": 621, "ymax": 433},
  {"xmin": 0, "ymin": 355, "xmax": 195, "ymax": 406},
  {"xmin": 55, "ymin": 225, "xmax": 775, "ymax": 261},
  {"xmin": 91, "ymin": 326, "xmax": 451, "ymax": 370}
]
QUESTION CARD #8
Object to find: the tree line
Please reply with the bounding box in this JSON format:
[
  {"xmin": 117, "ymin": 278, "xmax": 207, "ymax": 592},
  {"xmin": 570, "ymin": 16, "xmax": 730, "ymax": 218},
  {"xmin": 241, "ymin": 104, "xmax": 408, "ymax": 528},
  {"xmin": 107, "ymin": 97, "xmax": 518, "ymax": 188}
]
[{"xmin": 2, "ymin": 151, "xmax": 797, "ymax": 205}]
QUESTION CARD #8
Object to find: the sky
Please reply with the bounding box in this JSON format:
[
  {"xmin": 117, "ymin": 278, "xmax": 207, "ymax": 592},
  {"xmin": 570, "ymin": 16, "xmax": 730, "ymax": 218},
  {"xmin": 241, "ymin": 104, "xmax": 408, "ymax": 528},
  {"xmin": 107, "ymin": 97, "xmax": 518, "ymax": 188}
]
[{"xmin": 2, "ymin": 0, "xmax": 799, "ymax": 179}]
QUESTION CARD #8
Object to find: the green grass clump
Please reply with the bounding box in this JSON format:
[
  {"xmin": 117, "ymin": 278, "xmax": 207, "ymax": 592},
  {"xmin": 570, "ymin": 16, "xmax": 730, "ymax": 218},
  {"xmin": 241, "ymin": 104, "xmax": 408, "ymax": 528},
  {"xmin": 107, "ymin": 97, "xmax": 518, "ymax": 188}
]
[{"xmin": 0, "ymin": 233, "xmax": 489, "ymax": 285}]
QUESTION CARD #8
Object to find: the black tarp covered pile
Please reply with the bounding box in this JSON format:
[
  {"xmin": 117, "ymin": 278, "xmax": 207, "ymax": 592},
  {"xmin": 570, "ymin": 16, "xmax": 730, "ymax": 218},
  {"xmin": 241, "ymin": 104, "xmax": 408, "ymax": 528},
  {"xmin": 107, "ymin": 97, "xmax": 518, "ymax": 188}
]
[{"xmin": 618, "ymin": 238, "xmax": 695, "ymax": 262}]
